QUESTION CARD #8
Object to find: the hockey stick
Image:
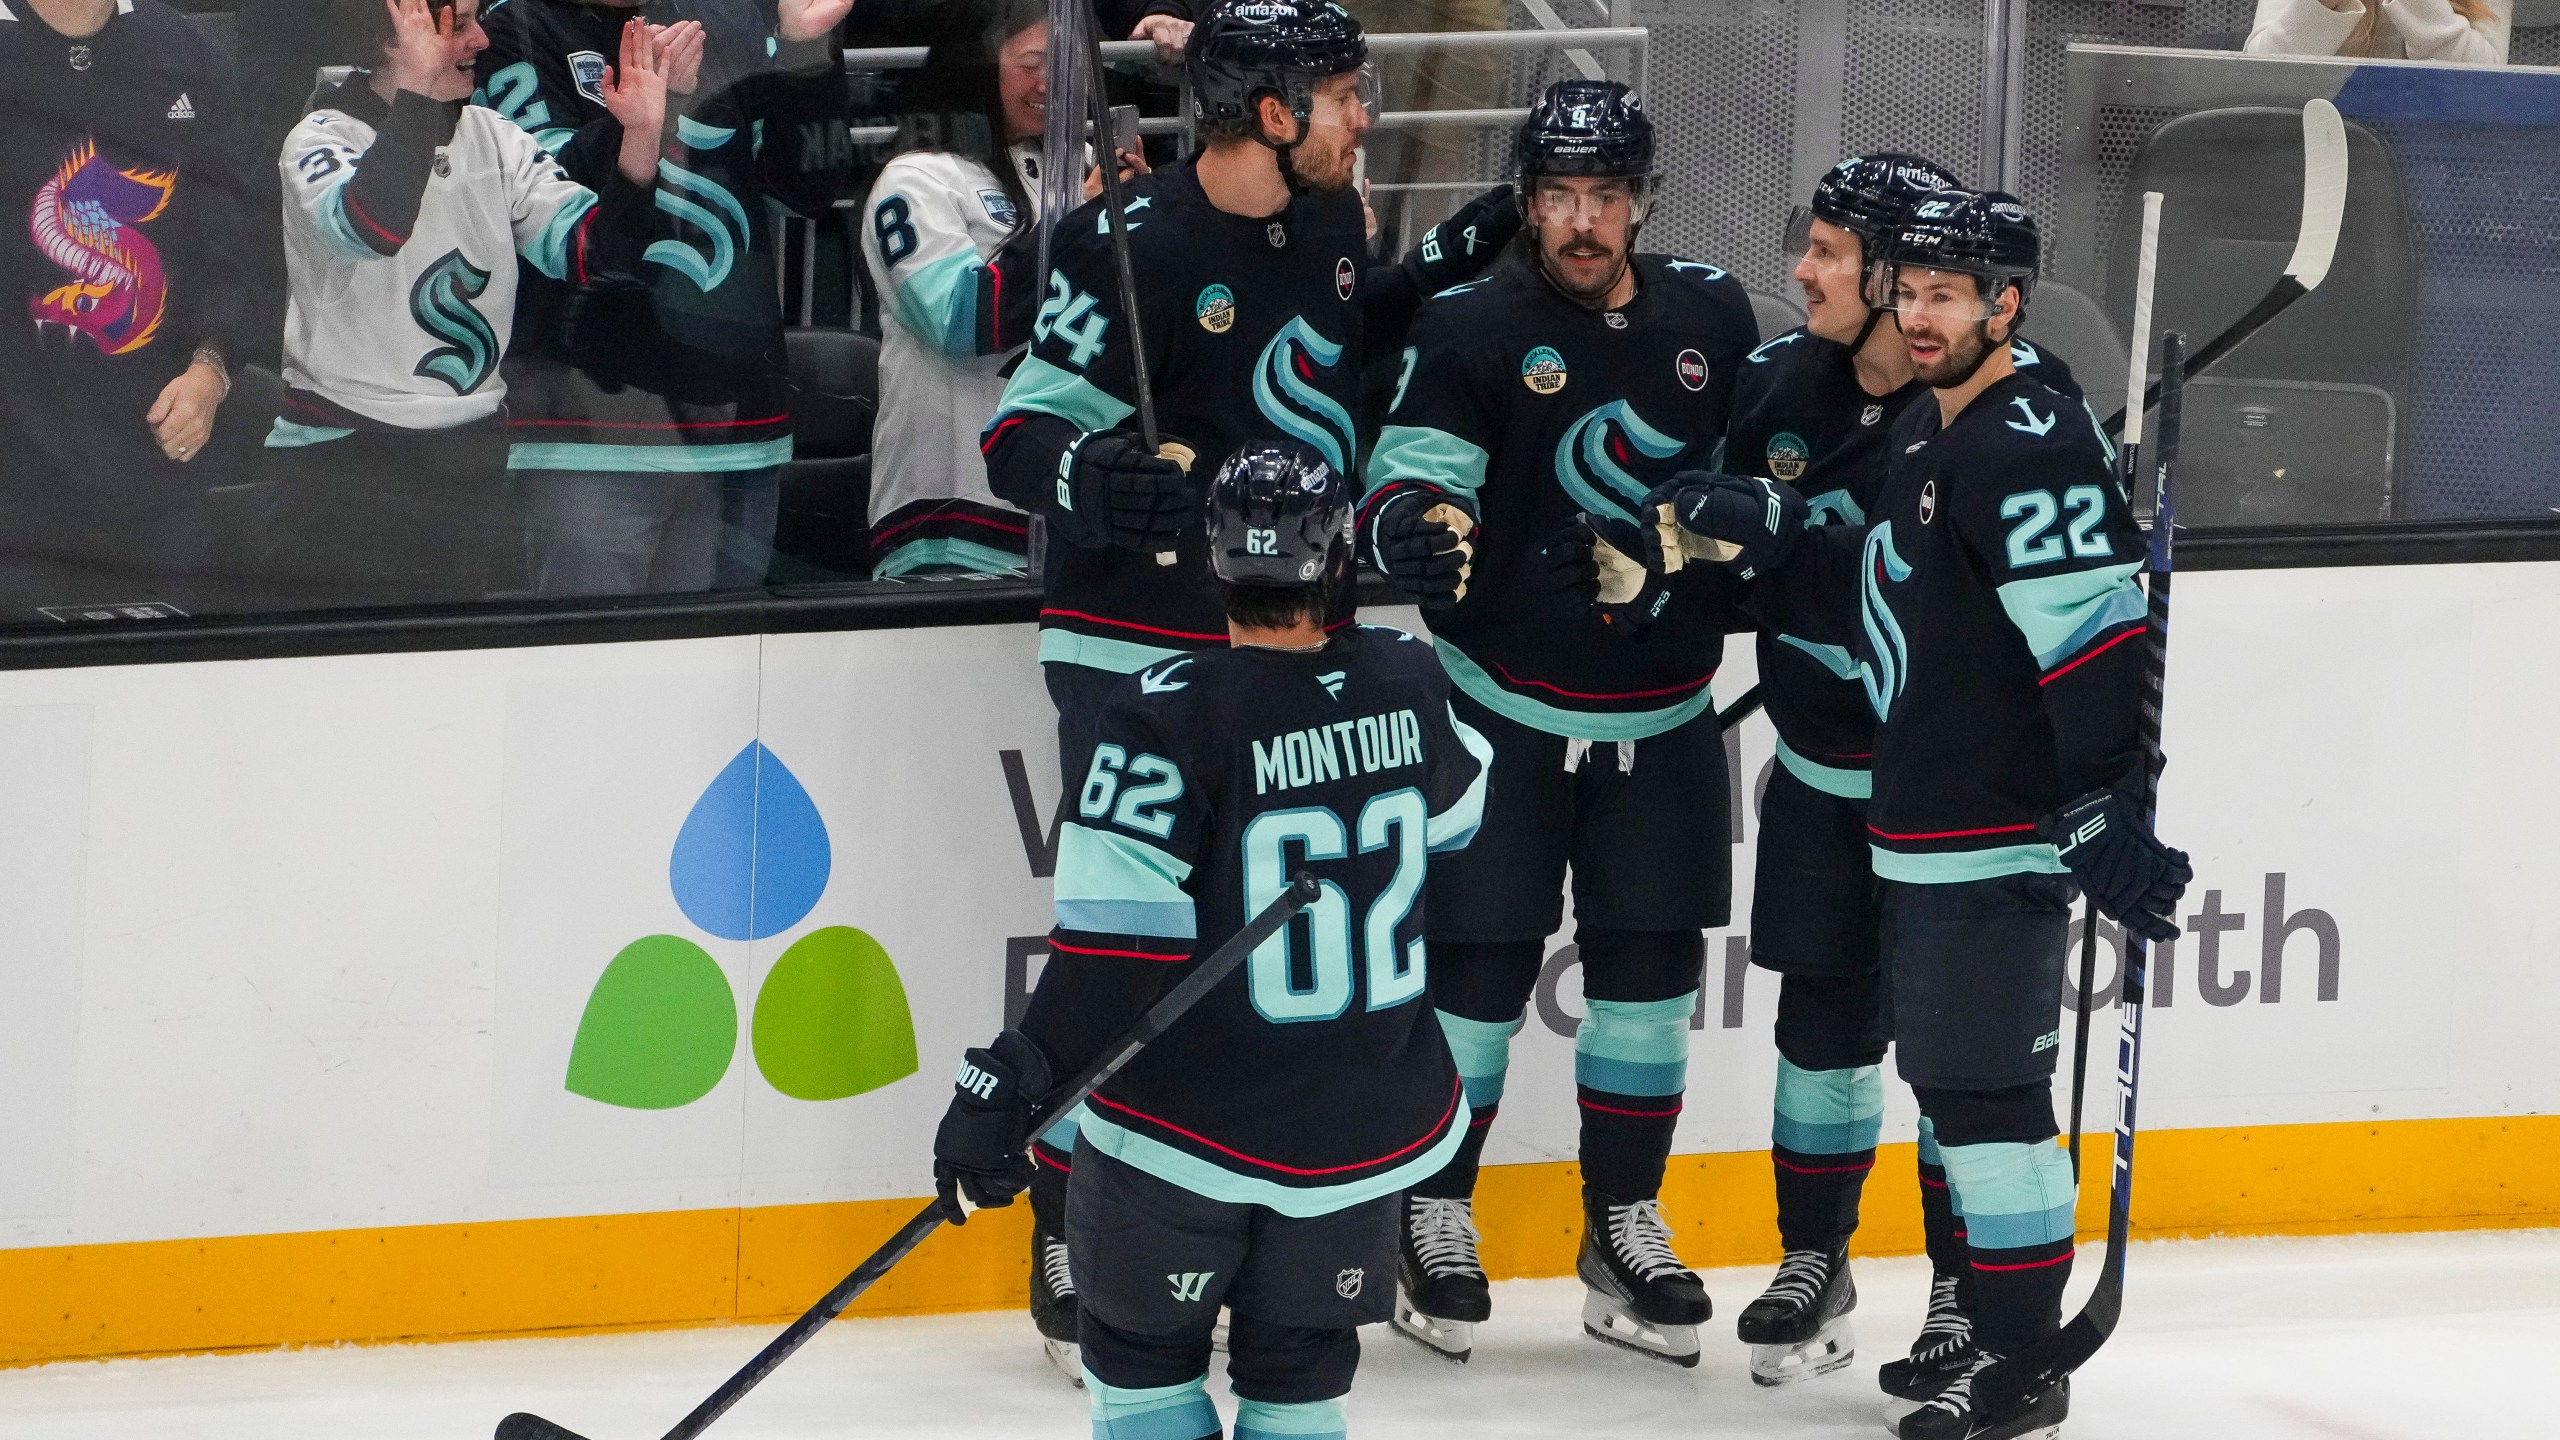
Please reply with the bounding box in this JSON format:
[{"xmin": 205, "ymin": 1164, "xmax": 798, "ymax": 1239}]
[
  {"xmin": 1982, "ymin": 330, "xmax": 2186, "ymax": 1416},
  {"xmin": 2068, "ymin": 189, "xmax": 2162, "ymax": 1183},
  {"xmin": 2099, "ymin": 97, "xmax": 2347, "ymax": 436},
  {"xmin": 1714, "ymin": 683, "xmax": 1764, "ymax": 732},
  {"xmin": 495, "ymin": 872, "xmax": 1324, "ymax": 1440}
]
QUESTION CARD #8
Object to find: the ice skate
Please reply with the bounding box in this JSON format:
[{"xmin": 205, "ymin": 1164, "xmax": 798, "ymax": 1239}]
[
  {"xmin": 1890, "ymin": 1352, "xmax": 2067, "ymax": 1440},
  {"xmin": 1393, "ymin": 1194, "xmax": 1490, "ymax": 1363},
  {"xmin": 1881, "ymin": 1272, "xmax": 1979, "ymax": 1402},
  {"xmin": 1028, "ymin": 1224, "xmax": 1081, "ymax": 1386},
  {"xmin": 1575, "ymin": 1191, "xmax": 1708, "ymax": 1367},
  {"xmin": 1736, "ymin": 1245, "xmax": 1856, "ymax": 1386}
]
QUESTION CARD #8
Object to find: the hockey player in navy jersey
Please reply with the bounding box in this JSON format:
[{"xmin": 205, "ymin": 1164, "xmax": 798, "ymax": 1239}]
[
  {"xmin": 980, "ymin": 0, "xmax": 1515, "ymax": 1374},
  {"xmin": 1721, "ymin": 153, "xmax": 2083, "ymax": 1393},
  {"xmin": 932, "ymin": 439, "xmax": 1491, "ymax": 1440},
  {"xmin": 1358, "ymin": 79, "xmax": 1759, "ymax": 1368},
  {"xmin": 1661, "ymin": 190, "xmax": 2191, "ymax": 1440}
]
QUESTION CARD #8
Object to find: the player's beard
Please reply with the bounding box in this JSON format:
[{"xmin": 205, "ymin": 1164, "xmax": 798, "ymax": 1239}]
[
  {"xmin": 1906, "ymin": 315, "xmax": 1995, "ymax": 388},
  {"xmin": 1288, "ymin": 130, "xmax": 1360, "ymax": 194}
]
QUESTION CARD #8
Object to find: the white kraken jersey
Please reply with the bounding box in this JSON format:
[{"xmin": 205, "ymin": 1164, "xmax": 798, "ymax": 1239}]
[
  {"xmin": 858, "ymin": 143, "xmax": 1043, "ymax": 576},
  {"xmin": 276, "ymin": 102, "xmax": 601, "ymax": 433}
]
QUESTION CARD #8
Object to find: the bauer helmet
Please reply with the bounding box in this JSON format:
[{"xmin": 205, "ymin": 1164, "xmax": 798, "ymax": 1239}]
[
  {"xmin": 1516, "ymin": 79, "xmax": 1656, "ymax": 215},
  {"xmin": 1203, "ymin": 439, "xmax": 1354, "ymax": 588},
  {"xmin": 1888, "ymin": 188, "xmax": 2041, "ymax": 307},
  {"xmin": 1786, "ymin": 152, "xmax": 1962, "ymax": 303},
  {"xmin": 1186, "ymin": 0, "xmax": 1369, "ymax": 142}
]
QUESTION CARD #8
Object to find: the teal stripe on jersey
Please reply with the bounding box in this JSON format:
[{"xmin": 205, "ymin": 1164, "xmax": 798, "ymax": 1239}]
[
  {"xmin": 1434, "ymin": 638, "xmax": 1714, "ymax": 743},
  {"xmin": 1772, "ymin": 1057, "xmax": 1884, "ymax": 1155},
  {"xmin": 676, "ymin": 116, "xmax": 737, "ymax": 151},
  {"xmin": 1940, "ymin": 1138, "xmax": 2078, "ymax": 1248},
  {"xmin": 1040, "ymin": 1107, "xmax": 1082, "ymax": 1152},
  {"xmin": 264, "ymin": 418, "xmax": 355, "ymax": 448},
  {"xmin": 1997, "ymin": 562, "xmax": 2144, "ymax": 670},
  {"xmin": 1366, "ymin": 424, "xmax": 1491, "ymax": 500},
  {"xmin": 1076, "ymin": 1094, "xmax": 1468, "ymax": 1217},
  {"xmin": 1085, "ymin": 1372, "xmax": 1218, "ymax": 1440},
  {"xmin": 1776, "ymin": 736, "xmax": 1873, "ymax": 800},
  {"xmin": 1235, "ymin": 1397, "xmax": 1346, "ymax": 1440},
  {"xmin": 1038, "ymin": 629, "xmax": 1188, "ymax": 674},
  {"xmin": 885, "ymin": 246, "xmax": 987, "ymax": 360},
  {"xmin": 996, "ymin": 355, "xmax": 1136, "ymax": 435},
  {"xmin": 311, "ymin": 177, "xmax": 377, "ymax": 263},
  {"xmin": 873, "ymin": 536, "xmax": 1027, "ymax": 580},
  {"xmin": 1777, "ymin": 631, "xmax": 1860, "ymax": 680},
  {"xmin": 1437, "ymin": 1009, "xmax": 1523, "ymax": 1108},
  {"xmin": 1575, "ymin": 993, "xmax": 1693, "ymax": 1097},
  {"xmin": 520, "ymin": 190, "xmax": 598, "ymax": 281},
  {"xmin": 532, "ymin": 125, "xmax": 577, "ymax": 156},
  {"xmin": 508, "ymin": 438, "xmax": 793, "ymax": 474},
  {"xmin": 1870, "ymin": 841, "xmax": 2067, "ymax": 885},
  {"xmin": 1053, "ymin": 823, "xmax": 1196, "ymax": 939},
  {"xmin": 1426, "ymin": 707, "xmax": 1492, "ymax": 852}
]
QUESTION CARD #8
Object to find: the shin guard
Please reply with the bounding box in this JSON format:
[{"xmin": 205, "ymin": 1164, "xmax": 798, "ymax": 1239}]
[
  {"xmin": 1938, "ymin": 1137, "xmax": 2078, "ymax": 1355},
  {"xmin": 1574, "ymin": 993, "xmax": 1695, "ymax": 1201},
  {"xmin": 1769, "ymin": 1058, "xmax": 1882, "ymax": 1253}
]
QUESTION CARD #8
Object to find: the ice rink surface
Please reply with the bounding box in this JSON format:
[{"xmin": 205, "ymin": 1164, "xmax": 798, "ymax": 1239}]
[{"xmin": 5, "ymin": 1230, "xmax": 2553, "ymax": 1439}]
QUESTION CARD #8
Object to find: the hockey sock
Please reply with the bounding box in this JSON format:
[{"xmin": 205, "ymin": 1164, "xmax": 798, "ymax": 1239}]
[
  {"xmin": 1915, "ymin": 1116, "xmax": 1973, "ymax": 1307},
  {"xmin": 1233, "ymin": 1398, "xmax": 1346, "ymax": 1440},
  {"xmin": 1937, "ymin": 1138, "xmax": 2077, "ymax": 1355},
  {"xmin": 1412, "ymin": 1009, "xmax": 1526, "ymax": 1199},
  {"xmin": 1574, "ymin": 992, "xmax": 1695, "ymax": 1200},
  {"xmin": 1083, "ymin": 1371, "xmax": 1218, "ymax": 1440},
  {"xmin": 1769, "ymin": 1057, "xmax": 1882, "ymax": 1252}
]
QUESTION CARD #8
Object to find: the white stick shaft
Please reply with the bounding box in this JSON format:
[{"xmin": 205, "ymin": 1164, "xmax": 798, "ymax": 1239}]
[{"xmin": 2121, "ymin": 191, "xmax": 2164, "ymax": 452}]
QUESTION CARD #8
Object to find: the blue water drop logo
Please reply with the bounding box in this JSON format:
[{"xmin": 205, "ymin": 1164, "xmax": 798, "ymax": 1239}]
[{"xmin": 668, "ymin": 741, "xmax": 833, "ymax": 942}]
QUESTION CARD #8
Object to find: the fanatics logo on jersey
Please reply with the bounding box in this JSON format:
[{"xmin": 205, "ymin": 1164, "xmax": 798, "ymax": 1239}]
[
  {"xmin": 1521, "ymin": 345, "xmax": 1568, "ymax": 395},
  {"xmin": 1196, "ymin": 284, "xmax": 1236, "ymax": 334},
  {"xmin": 1861, "ymin": 403, "xmax": 1885, "ymax": 427},
  {"xmin": 166, "ymin": 94, "xmax": 197, "ymax": 121},
  {"xmin": 1335, "ymin": 257, "xmax": 1355, "ymax": 300},
  {"xmin": 1765, "ymin": 432, "xmax": 1809, "ymax": 482},
  {"xmin": 1918, "ymin": 479, "xmax": 1939, "ymax": 524},
  {"xmin": 1336, "ymin": 1267, "xmax": 1365, "ymax": 1299},
  {"xmin": 978, "ymin": 189, "xmax": 1018, "ymax": 227},
  {"xmin": 568, "ymin": 50, "xmax": 611, "ymax": 107},
  {"xmin": 1676, "ymin": 348, "xmax": 1708, "ymax": 391}
]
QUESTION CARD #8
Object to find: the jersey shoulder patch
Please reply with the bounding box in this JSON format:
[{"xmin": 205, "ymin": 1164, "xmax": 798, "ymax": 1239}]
[{"xmin": 1746, "ymin": 327, "xmax": 1811, "ymax": 365}]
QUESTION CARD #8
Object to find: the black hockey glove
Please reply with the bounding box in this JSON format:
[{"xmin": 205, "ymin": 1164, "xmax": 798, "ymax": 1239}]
[
  {"xmin": 1405, "ymin": 184, "xmax": 1522, "ymax": 294},
  {"xmin": 1371, "ymin": 490, "xmax": 1475, "ymax": 612},
  {"xmin": 2037, "ymin": 788, "xmax": 2194, "ymax": 943},
  {"xmin": 1055, "ymin": 429, "xmax": 1193, "ymax": 552},
  {"xmin": 1647, "ymin": 471, "xmax": 1808, "ymax": 581},
  {"xmin": 1540, "ymin": 513, "xmax": 1672, "ymax": 633},
  {"xmin": 931, "ymin": 1028, "xmax": 1055, "ymax": 1218}
]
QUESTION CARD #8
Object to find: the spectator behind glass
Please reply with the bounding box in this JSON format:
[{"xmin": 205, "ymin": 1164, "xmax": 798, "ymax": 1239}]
[
  {"xmin": 0, "ymin": 0, "xmax": 248, "ymax": 619},
  {"xmin": 264, "ymin": 0, "xmax": 667, "ymax": 608},
  {"xmin": 474, "ymin": 0, "xmax": 854, "ymax": 599},
  {"xmin": 2246, "ymin": 0, "xmax": 2512, "ymax": 62}
]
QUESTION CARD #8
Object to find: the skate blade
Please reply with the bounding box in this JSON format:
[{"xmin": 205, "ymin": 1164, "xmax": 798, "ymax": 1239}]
[
  {"xmin": 1579, "ymin": 1293, "xmax": 1700, "ymax": 1369},
  {"xmin": 1391, "ymin": 1297, "xmax": 1474, "ymax": 1364},
  {"xmin": 1747, "ymin": 1318, "xmax": 1855, "ymax": 1387},
  {"xmin": 1042, "ymin": 1336, "xmax": 1083, "ymax": 1387}
]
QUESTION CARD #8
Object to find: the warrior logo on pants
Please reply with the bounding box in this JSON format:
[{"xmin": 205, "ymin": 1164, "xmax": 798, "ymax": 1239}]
[{"xmin": 1168, "ymin": 1271, "xmax": 1215, "ymax": 1302}]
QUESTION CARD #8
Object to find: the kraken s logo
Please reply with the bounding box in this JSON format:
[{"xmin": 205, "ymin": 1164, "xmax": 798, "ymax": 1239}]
[
  {"xmin": 407, "ymin": 249, "xmax": 498, "ymax": 395},
  {"xmin": 648, "ymin": 158, "xmax": 752, "ymax": 292},
  {"xmin": 1252, "ymin": 317, "xmax": 1359, "ymax": 474},
  {"xmin": 1552, "ymin": 401, "xmax": 1684, "ymax": 525},
  {"xmin": 1858, "ymin": 521, "xmax": 1915, "ymax": 720}
]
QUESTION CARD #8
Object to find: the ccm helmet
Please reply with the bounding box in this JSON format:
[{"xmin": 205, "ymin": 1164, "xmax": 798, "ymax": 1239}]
[
  {"xmin": 1889, "ymin": 188, "xmax": 2041, "ymax": 301},
  {"xmin": 1204, "ymin": 440, "xmax": 1354, "ymax": 588},
  {"xmin": 1786, "ymin": 152, "xmax": 1962, "ymax": 302},
  {"xmin": 1187, "ymin": 0, "xmax": 1368, "ymax": 146}
]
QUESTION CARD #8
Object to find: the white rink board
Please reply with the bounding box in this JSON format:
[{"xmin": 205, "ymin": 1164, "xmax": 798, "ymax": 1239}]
[{"xmin": 0, "ymin": 561, "xmax": 2551, "ymax": 1252}]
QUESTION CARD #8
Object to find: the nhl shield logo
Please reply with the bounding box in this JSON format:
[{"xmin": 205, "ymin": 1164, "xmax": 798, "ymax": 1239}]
[
  {"xmin": 1918, "ymin": 479, "xmax": 1939, "ymax": 524},
  {"xmin": 1521, "ymin": 345, "xmax": 1568, "ymax": 395},
  {"xmin": 1676, "ymin": 349, "xmax": 1709, "ymax": 391},
  {"xmin": 1335, "ymin": 257, "xmax": 1355, "ymax": 301},
  {"xmin": 1766, "ymin": 432, "xmax": 1810, "ymax": 483},
  {"xmin": 1336, "ymin": 1267, "xmax": 1365, "ymax": 1300},
  {"xmin": 1196, "ymin": 284, "xmax": 1237, "ymax": 334},
  {"xmin": 1603, "ymin": 311, "xmax": 1628, "ymax": 329},
  {"xmin": 568, "ymin": 50, "xmax": 611, "ymax": 107},
  {"xmin": 1861, "ymin": 403, "xmax": 1885, "ymax": 427},
  {"xmin": 1267, "ymin": 221, "xmax": 1288, "ymax": 249}
]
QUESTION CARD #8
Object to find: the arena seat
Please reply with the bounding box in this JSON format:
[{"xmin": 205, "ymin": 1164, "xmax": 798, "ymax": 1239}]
[
  {"xmin": 772, "ymin": 328, "xmax": 881, "ymax": 585},
  {"xmin": 2023, "ymin": 279, "xmax": 2126, "ymax": 429},
  {"xmin": 1745, "ymin": 288, "xmax": 1808, "ymax": 342}
]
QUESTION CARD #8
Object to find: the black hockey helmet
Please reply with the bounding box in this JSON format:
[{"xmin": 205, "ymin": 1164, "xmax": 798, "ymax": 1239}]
[
  {"xmin": 1187, "ymin": 0, "xmax": 1369, "ymax": 143},
  {"xmin": 1887, "ymin": 188, "xmax": 2041, "ymax": 307},
  {"xmin": 1785, "ymin": 152, "xmax": 1961, "ymax": 293},
  {"xmin": 1204, "ymin": 440, "xmax": 1353, "ymax": 588},
  {"xmin": 1516, "ymin": 80, "xmax": 1656, "ymax": 207}
]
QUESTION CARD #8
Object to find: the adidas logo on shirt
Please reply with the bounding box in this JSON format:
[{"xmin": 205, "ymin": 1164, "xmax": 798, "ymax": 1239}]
[{"xmin": 167, "ymin": 93, "xmax": 196, "ymax": 120}]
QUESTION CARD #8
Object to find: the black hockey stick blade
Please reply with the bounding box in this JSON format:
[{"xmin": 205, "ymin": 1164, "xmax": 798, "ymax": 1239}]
[
  {"xmin": 2103, "ymin": 98, "xmax": 2347, "ymax": 435},
  {"xmin": 492, "ymin": 873, "xmax": 1322, "ymax": 1440},
  {"xmin": 1714, "ymin": 684, "xmax": 1763, "ymax": 732}
]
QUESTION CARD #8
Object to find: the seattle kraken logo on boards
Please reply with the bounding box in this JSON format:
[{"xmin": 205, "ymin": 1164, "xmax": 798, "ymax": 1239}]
[
  {"xmin": 649, "ymin": 130, "xmax": 753, "ymax": 292},
  {"xmin": 1253, "ymin": 317, "xmax": 1358, "ymax": 474},
  {"xmin": 1858, "ymin": 521, "xmax": 1915, "ymax": 720},
  {"xmin": 1553, "ymin": 400, "xmax": 1685, "ymax": 526},
  {"xmin": 408, "ymin": 249, "xmax": 498, "ymax": 395}
]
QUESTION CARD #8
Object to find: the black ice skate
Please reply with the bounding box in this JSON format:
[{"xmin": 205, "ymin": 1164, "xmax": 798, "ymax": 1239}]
[
  {"xmin": 1880, "ymin": 1272, "xmax": 1979, "ymax": 1401},
  {"xmin": 1393, "ymin": 1194, "xmax": 1490, "ymax": 1363},
  {"xmin": 1029, "ymin": 1224, "xmax": 1081, "ymax": 1385},
  {"xmin": 1575, "ymin": 1191, "xmax": 1709, "ymax": 1368},
  {"xmin": 1889, "ymin": 1352, "xmax": 2067, "ymax": 1440},
  {"xmin": 1736, "ymin": 1245, "xmax": 1856, "ymax": 1386}
]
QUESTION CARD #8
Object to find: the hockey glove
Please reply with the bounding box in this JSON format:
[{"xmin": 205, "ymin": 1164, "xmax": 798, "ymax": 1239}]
[
  {"xmin": 931, "ymin": 1028, "xmax": 1055, "ymax": 1218},
  {"xmin": 1540, "ymin": 513, "xmax": 1673, "ymax": 633},
  {"xmin": 2037, "ymin": 788, "xmax": 2194, "ymax": 943},
  {"xmin": 1647, "ymin": 472, "xmax": 1808, "ymax": 581},
  {"xmin": 1405, "ymin": 184, "xmax": 1522, "ymax": 294},
  {"xmin": 1055, "ymin": 429, "xmax": 1193, "ymax": 552},
  {"xmin": 1372, "ymin": 491, "xmax": 1475, "ymax": 612}
]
